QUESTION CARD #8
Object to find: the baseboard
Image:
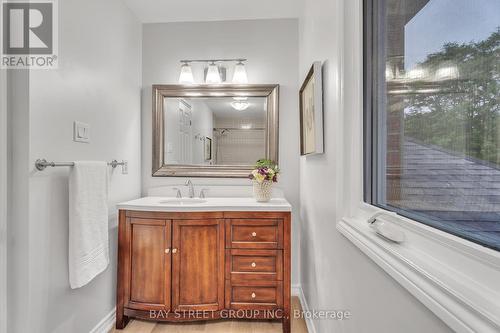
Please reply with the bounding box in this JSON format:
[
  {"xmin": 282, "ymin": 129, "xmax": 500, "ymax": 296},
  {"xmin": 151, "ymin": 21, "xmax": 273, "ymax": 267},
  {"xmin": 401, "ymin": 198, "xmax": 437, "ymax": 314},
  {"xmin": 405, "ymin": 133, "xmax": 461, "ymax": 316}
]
[
  {"xmin": 89, "ymin": 307, "xmax": 116, "ymax": 333},
  {"xmin": 91, "ymin": 287, "xmax": 317, "ymax": 333},
  {"xmin": 291, "ymin": 283, "xmax": 301, "ymax": 296},
  {"xmin": 292, "ymin": 284, "xmax": 317, "ymax": 333}
]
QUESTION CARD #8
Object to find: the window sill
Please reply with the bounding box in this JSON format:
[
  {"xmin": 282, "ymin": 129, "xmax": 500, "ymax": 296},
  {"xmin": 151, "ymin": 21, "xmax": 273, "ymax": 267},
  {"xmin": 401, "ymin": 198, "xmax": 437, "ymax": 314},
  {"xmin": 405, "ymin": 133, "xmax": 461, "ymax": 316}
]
[{"xmin": 337, "ymin": 204, "xmax": 500, "ymax": 333}]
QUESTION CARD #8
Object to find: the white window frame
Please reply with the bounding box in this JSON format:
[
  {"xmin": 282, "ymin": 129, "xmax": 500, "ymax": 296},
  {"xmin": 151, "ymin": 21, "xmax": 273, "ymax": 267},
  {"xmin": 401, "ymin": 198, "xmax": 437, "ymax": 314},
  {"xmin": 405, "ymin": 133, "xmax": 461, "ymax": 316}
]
[
  {"xmin": 337, "ymin": 0, "xmax": 500, "ymax": 332},
  {"xmin": 0, "ymin": 68, "xmax": 7, "ymax": 333}
]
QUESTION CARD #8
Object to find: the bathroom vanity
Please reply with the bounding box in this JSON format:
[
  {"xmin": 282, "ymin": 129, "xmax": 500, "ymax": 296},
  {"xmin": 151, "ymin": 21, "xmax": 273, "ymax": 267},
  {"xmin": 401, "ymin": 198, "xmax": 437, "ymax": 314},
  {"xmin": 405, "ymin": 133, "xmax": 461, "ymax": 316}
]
[{"xmin": 115, "ymin": 196, "xmax": 292, "ymax": 333}]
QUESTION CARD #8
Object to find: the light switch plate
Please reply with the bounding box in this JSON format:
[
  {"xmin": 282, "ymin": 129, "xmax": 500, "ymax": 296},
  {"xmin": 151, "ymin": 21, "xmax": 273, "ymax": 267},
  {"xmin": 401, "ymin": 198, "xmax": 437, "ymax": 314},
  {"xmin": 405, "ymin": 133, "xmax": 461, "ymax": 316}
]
[{"xmin": 73, "ymin": 121, "xmax": 90, "ymax": 143}]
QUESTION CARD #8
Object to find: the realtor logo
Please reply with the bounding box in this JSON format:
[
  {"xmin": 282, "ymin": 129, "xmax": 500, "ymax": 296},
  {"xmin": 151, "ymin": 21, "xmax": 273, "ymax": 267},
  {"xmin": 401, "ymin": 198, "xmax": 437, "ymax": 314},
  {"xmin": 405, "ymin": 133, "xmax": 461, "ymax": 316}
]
[{"xmin": 1, "ymin": 0, "xmax": 58, "ymax": 68}]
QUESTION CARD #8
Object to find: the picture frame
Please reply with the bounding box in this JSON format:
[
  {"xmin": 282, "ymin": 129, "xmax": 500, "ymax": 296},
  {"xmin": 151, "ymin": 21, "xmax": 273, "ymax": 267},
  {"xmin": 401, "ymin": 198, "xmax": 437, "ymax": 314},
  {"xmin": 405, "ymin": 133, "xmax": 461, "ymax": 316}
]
[
  {"xmin": 204, "ymin": 137, "xmax": 212, "ymax": 161},
  {"xmin": 299, "ymin": 61, "xmax": 324, "ymax": 155}
]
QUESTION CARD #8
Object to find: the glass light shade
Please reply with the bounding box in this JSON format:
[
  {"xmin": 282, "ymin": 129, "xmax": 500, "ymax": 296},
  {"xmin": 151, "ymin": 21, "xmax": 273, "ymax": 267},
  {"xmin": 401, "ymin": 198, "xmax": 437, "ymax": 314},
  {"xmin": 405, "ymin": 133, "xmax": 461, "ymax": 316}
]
[
  {"xmin": 205, "ymin": 63, "xmax": 222, "ymax": 84},
  {"xmin": 178, "ymin": 63, "xmax": 194, "ymax": 84},
  {"xmin": 231, "ymin": 101, "xmax": 250, "ymax": 111},
  {"xmin": 232, "ymin": 62, "xmax": 248, "ymax": 84}
]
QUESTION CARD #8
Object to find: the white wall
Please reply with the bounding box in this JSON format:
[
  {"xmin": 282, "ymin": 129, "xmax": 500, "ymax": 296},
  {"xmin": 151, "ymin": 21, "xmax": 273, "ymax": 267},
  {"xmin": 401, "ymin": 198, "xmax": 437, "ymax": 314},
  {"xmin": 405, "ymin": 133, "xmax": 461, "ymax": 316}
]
[
  {"xmin": 7, "ymin": 0, "xmax": 142, "ymax": 332},
  {"xmin": 298, "ymin": 0, "xmax": 454, "ymax": 332},
  {"xmin": 6, "ymin": 70, "xmax": 30, "ymax": 333},
  {"xmin": 142, "ymin": 19, "xmax": 301, "ymax": 284}
]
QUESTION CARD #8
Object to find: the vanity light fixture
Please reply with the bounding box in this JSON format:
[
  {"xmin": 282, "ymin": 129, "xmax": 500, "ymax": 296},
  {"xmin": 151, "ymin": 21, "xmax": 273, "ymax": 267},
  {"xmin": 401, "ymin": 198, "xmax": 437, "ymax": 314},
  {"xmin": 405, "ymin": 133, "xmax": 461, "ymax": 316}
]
[
  {"xmin": 232, "ymin": 60, "xmax": 248, "ymax": 84},
  {"xmin": 178, "ymin": 62, "xmax": 194, "ymax": 84},
  {"xmin": 231, "ymin": 101, "xmax": 250, "ymax": 111},
  {"xmin": 178, "ymin": 58, "xmax": 248, "ymax": 84},
  {"xmin": 205, "ymin": 62, "xmax": 222, "ymax": 84}
]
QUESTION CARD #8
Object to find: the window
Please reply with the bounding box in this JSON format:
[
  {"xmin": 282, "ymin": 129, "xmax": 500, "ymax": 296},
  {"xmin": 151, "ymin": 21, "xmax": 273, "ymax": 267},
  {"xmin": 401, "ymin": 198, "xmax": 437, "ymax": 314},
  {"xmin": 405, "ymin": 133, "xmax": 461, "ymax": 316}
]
[{"xmin": 364, "ymin": 0, "xmax": 500, "ymax": 251}]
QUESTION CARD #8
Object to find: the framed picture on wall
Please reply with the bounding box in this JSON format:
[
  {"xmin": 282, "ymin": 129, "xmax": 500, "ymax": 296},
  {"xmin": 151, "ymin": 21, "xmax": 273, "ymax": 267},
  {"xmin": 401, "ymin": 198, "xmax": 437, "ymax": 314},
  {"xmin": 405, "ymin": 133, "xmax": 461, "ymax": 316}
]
[
  {"xmin": 299, "ymin": 61, "xmax": 324, "ymax": 155},
  {"xmin": 204, "ymin": 137, "xmax": 212, "ymax": 161}
]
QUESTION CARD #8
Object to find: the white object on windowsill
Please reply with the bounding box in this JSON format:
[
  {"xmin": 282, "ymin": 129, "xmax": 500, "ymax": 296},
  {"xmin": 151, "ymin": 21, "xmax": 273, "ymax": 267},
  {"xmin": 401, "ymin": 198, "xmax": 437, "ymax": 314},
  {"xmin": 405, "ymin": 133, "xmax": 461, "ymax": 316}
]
[
  {"xmin": 369, "ymin": 219, "xmax": 406, "ymax": 243},
  {"xmin": 367, "ymin": 211, "xmax": 405, "ymax": 243},
  {"xmin": 338, "ymin": 204, "xmax": 500, "ymax": 333}
]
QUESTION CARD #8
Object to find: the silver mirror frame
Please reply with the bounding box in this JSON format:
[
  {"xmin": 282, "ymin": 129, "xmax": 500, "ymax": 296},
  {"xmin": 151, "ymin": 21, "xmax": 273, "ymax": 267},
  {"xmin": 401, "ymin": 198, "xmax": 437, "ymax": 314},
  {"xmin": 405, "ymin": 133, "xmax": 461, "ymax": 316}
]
[{"xmin": 152, "ymin": 84, "xmax": 279, "ymax": 178}]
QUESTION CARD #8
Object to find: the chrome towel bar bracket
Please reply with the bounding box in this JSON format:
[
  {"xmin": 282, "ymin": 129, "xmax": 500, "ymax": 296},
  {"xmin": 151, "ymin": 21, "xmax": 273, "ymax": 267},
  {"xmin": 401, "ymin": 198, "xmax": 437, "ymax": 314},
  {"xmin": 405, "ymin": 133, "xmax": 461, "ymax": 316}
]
[{"xmin": 35, "ymin": 159, "xmax": 128, "ymax": 174}]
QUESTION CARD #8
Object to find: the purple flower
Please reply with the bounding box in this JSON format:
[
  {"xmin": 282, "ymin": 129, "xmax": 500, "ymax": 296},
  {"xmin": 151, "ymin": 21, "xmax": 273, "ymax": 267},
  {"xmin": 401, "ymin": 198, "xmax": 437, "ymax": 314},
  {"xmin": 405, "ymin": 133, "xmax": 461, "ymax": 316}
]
[{"xmin": 250, "ymin": 159, "xmax": 280, "ymax": 184}]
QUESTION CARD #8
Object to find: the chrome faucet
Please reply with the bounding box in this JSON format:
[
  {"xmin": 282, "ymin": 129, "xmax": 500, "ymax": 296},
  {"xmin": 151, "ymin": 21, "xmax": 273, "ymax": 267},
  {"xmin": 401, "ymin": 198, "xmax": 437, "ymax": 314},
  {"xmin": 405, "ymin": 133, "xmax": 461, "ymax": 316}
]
[
  {"xmin": 185, "ymin": 180, "xmax": 195, "ymax": 198},
  {"xmin": 172, "ymin": 187, "xmax": 182, "ymax": 198},
  {"xmin": 199, "ymin": 188, "xmax": 209, "ymax": 199}
]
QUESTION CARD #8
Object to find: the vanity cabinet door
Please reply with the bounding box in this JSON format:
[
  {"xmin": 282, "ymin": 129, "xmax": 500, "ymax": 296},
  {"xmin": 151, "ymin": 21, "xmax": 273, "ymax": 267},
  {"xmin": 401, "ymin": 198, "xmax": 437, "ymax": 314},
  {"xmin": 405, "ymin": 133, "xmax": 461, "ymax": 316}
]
[
  {"xmin": 124, "ymin": 218, "xmax": 171, "ymax": 311},
  {"xmin": 171, "ymin": 219, "xmax": 224, "ymax": 311}
]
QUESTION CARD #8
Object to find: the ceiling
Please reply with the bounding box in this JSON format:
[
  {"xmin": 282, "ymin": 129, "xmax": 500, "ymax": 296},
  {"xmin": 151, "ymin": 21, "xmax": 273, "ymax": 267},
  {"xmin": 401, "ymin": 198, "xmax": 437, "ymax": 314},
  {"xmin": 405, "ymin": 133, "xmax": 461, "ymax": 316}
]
[
  {"xmin": 122, "ymin": 0, "xmax": 301, "ymax": 23},
  {"xmin": 197, "ymin": 97, "xmax": 266, "ymax": 120}
]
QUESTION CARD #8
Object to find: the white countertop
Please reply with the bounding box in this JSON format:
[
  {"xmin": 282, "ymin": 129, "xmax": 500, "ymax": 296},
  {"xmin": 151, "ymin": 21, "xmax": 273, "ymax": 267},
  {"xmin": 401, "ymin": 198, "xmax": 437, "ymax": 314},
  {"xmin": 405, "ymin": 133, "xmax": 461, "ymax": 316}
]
[{"xmin": 116, "ymin": 196, "xmax": 292, "ymax": 212}]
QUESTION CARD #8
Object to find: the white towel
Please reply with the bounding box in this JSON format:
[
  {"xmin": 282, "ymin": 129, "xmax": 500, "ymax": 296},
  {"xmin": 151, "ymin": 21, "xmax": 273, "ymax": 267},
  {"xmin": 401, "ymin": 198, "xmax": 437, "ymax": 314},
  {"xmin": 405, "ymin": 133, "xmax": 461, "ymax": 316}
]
[{"xmin": 69, "ymin": 161, "xmax": 109, "ymax": 289}]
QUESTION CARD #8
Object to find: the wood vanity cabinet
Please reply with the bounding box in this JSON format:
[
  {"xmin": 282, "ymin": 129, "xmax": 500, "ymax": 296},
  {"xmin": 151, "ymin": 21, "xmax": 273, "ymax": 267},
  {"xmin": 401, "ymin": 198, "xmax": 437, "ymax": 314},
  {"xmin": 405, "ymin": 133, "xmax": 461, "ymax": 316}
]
[{"xmin": 116, "ymin": 210, "xmax": 291, "ymax": 333}]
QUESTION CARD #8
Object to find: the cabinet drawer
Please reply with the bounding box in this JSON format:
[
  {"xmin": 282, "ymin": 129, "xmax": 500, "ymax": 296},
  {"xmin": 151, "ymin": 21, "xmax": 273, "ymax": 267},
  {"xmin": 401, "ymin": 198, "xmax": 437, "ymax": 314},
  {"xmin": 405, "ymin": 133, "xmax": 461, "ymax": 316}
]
[
  {"xmin": 226, "ymin": 249, "xmax": 283, "ymax": 281},
  {"xmin": 233, "ymin": 286, "xmax": 276, "ymax": 303},
  {"xmin": 225, "ymin": 280, "xmax": 283, "ymax": 310},
  {"xmin": 225, "ymin": 219, "xmax": 283, "ymax": 249}
]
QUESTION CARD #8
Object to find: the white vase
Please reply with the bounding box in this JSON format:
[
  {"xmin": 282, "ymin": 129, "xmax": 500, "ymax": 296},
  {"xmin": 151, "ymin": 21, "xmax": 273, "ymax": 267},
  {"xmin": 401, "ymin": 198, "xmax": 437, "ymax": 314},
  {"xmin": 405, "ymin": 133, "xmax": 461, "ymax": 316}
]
[{"xmin": 253, "ymin": 180, "xmax": 273, "ymax": 202}]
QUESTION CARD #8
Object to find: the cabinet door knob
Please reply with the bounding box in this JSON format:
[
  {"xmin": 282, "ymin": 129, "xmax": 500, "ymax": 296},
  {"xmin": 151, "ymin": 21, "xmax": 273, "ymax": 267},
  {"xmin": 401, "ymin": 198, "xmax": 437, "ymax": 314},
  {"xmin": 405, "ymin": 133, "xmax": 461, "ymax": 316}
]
[
  {"xmin": 251, "ymin": 292, "xmax": 256, "ymax": 299},
  {"xmin": 251, "ymin": 232, "xmax": 257, "ymax": 237},
  {"xmin": 251, "ymin": 262, "xmax": 256, "ymax": 268},
  {"xmin": 172, "ymin": 248, "xmax": 178, "ymax": 254},
  {"xmin": 165, "ymin": 248, "xmax": 170, "ymax": 254}
]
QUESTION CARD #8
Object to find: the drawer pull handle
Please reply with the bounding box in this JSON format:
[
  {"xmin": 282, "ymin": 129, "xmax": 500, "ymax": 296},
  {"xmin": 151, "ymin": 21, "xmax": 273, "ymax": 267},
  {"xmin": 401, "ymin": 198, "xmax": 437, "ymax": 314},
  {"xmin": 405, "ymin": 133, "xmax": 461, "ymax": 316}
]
[
  {"xmin": 251, "ymin": 262, "xmax": 256, "ymax": 268},
  {"xmin": 165, "ymin": 248, "xmax": 170, "ymax": 254},
  {"xmin": 251, "ymin": 292, "xmax": 256, "ymax": 299},
  {"xmin": 172, "ymin": 248, "xmax": 178, "ymax": 254},
  {"xmin": 251, "ymin": 232, "xmax": 257, "ymax": 237}
]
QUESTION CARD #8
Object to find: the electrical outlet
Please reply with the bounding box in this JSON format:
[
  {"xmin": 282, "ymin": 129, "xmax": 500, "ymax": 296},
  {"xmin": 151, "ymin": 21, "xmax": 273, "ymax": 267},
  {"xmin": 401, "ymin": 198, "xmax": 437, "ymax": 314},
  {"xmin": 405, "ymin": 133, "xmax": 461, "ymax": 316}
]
[{"xmin": 73, "ymin": 121, "xmax": 90, "ymax": 143}]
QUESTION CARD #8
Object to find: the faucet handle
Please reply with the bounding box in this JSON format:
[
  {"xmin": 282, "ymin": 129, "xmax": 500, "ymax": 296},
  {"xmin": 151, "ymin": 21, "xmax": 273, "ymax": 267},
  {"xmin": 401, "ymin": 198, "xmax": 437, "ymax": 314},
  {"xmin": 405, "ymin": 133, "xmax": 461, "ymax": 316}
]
[
  {"xmin": 199, "ymin": 188, "xmax": 209, "ymax": 199},
  {"xmin": 172, "ymin": 187, "xmax": 182, "ymax": 198}
]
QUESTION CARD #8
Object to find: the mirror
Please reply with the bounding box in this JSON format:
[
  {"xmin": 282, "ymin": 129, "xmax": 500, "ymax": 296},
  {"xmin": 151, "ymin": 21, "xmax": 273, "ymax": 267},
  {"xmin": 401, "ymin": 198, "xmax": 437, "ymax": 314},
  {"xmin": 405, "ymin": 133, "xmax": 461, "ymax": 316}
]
[
  {"xmin": 152, "ymin": 85, "xmax": 279, "ymax": 177},
  {"xmin": 164, "ymin": 97, "xmax": 267, "ymax": 166}
]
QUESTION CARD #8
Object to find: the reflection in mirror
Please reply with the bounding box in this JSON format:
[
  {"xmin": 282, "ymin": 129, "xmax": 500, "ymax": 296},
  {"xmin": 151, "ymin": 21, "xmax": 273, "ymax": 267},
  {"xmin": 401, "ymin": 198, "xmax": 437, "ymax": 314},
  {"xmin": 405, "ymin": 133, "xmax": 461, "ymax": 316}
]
[{"xmin": 164, "ymin": 97, "xmax": 267, "ymax": 166}]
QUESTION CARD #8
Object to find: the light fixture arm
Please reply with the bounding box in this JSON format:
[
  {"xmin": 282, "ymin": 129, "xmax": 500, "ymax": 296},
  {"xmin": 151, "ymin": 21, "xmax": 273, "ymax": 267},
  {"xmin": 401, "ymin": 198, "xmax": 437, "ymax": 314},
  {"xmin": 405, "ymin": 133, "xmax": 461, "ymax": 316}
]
[{"xmin": 180, "ymin": 58, "xmax": 247, "ymax": 64}]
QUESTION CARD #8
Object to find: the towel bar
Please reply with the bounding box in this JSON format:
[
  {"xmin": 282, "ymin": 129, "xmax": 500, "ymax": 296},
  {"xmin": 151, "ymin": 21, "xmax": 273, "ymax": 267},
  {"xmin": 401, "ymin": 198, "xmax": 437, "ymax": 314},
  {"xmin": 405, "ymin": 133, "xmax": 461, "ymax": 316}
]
[{"xmin": 35, "ymin": 159, "xmax": 127, "ymax": 171}]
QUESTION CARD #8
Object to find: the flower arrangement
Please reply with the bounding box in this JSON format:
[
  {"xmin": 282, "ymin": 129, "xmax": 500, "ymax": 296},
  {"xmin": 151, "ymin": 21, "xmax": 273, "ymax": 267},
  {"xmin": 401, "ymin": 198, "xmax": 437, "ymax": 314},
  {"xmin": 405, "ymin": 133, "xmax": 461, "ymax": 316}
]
[{"xmin": 249, "ymin": 159, "xmax": 280, "ymax": 184}]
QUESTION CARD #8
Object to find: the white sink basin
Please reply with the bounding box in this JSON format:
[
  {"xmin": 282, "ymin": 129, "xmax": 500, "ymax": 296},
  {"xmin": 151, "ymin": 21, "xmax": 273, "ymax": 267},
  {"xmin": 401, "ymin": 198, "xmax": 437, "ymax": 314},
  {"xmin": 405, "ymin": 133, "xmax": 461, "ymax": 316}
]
[
  {"xmin": 117, "ymin": 196, "xmax": 292, "ymax": 212},
  {"xmin": 158, "ymin": 198, "xmax": 207, "ymax": 205}
]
